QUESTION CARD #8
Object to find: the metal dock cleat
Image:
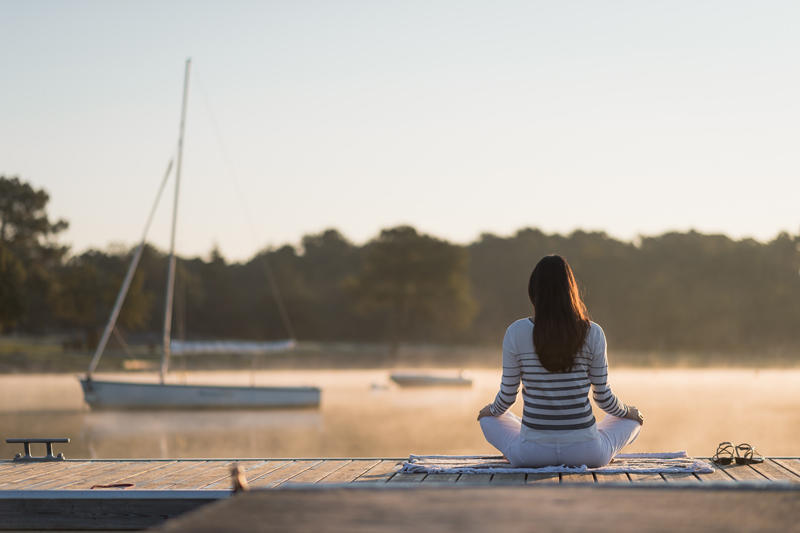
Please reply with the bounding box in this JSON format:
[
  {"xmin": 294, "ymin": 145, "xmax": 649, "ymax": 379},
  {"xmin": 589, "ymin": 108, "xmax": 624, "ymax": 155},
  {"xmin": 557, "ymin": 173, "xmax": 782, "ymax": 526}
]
[{"xmin": 6, "ymin": 437, "xmax": 70, "ymax": 462}]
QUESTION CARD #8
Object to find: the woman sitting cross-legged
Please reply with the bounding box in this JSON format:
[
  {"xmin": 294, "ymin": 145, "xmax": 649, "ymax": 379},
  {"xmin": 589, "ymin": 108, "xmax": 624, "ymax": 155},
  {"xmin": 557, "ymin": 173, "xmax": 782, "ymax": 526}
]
[{"xmin": 478, "ymin": 255, "xmax": 644, "ymax": 468}]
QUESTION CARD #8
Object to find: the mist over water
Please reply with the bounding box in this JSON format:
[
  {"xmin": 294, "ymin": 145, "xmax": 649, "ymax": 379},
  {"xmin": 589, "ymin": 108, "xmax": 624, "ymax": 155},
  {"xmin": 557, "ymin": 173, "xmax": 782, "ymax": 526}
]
[{"xmin": 1, "ymin": 368, "xmax": 797, "ymax": 459}]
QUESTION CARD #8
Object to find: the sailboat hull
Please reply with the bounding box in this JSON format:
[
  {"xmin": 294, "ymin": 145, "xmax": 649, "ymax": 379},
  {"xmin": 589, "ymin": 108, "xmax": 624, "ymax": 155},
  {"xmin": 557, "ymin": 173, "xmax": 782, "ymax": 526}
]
[{"xmin": 79, "ymin": 379, "xmax": 320, "ymax": 410}]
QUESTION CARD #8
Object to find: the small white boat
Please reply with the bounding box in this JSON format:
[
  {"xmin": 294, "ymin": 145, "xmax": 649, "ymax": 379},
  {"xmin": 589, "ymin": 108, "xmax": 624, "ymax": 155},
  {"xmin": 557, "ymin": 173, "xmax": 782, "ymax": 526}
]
[
  {"xmin": 80, "ymin": 378, "xmax": 320, "ymax": 410},
  {"xmin": 389, "ymin": 372, "xmax": 473, "ymax": 387}
]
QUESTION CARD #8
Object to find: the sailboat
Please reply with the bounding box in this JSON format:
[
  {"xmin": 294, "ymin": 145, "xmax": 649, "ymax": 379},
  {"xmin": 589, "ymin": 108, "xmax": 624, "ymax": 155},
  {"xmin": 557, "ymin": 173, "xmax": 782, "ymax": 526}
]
[{"xmin": 79, "ymin": 59, "xmax": 321, "ymax": 409}]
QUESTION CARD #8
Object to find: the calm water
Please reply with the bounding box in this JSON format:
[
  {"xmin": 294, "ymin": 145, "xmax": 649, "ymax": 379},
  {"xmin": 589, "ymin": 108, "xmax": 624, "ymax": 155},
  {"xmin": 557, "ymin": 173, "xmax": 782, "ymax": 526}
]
[{"xmin": 0, "ymin": 368, "xmax": 797, "ymax": 459}]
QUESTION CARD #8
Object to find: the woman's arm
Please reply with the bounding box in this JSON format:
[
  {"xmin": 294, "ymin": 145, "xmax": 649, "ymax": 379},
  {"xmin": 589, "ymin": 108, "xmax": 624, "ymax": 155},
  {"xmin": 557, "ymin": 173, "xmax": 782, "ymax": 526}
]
[
  {"xmin": 589, "ymin": 325, "xmax": 629, "ymax": 418},
  {"xmin": 486, "ymin": 326, "xmax": 521, "ymax": 417}
]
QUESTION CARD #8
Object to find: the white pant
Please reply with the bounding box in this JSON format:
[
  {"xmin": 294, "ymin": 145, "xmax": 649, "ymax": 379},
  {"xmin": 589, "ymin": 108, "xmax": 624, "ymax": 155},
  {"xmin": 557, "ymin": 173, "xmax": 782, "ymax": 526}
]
[{"xmin": 479, "ymin": 412, "xmax": 641, "ymax": 468}]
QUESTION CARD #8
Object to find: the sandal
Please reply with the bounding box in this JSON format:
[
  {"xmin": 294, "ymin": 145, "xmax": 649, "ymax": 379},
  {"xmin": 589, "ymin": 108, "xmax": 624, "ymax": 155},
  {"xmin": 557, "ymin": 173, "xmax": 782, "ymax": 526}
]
[
  {"xmin": 712, "ymin": 441, "xmax": 735, "ymax": 465},
  {"xmin": 735, "ymin": 443, "xmax": 764, "ymax": 465}
]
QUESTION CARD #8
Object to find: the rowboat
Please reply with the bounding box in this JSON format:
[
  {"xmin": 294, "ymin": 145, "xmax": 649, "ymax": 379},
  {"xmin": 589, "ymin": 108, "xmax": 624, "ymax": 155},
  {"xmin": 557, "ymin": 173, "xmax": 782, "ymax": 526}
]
[{"xmin": 389, "ymin": 372, "xmax": 473, "ymax": 387}]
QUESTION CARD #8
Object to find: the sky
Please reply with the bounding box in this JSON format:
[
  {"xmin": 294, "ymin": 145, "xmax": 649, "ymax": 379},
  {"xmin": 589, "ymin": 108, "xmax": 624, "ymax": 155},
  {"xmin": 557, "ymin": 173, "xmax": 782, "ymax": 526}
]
[{"xmin": 1, "ymin": 1, "xmax": 798, "ymax": 261}]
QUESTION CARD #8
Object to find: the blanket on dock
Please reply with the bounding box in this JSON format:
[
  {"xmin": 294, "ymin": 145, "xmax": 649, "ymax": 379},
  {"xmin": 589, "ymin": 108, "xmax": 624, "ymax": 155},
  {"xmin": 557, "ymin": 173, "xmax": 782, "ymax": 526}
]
[{"xmin": 401, "ymin": 452, "xmax": 714, "ymax": 474}]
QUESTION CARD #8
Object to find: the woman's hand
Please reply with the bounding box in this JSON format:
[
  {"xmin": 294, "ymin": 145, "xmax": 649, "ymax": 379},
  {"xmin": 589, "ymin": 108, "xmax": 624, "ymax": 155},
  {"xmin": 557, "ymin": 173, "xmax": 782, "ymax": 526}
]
[
  {"xmin": 477, "ymin": 404, "xmax": 494, "ymax": 421},
  {"xmin": 625, "ymin": 406, "xmax": 644, "ymax": 425}
]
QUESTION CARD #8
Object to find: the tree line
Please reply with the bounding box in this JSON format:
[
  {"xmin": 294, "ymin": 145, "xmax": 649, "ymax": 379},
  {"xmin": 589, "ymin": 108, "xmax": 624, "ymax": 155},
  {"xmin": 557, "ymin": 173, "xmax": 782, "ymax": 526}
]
[{"xmin": 1, "ymin": 175, "xmax": 799, "ymax": 356}]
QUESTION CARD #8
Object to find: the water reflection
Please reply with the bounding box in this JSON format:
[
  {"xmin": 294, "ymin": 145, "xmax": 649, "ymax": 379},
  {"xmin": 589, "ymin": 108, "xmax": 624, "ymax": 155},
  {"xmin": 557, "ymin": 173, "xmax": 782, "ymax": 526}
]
[
  {"xmin": 81, "ymin": 410, "xmax": 323, "ymax": 458},
  {"xmin": 0, "ymin": 369, "xmax": 797, "ymax": 459}
]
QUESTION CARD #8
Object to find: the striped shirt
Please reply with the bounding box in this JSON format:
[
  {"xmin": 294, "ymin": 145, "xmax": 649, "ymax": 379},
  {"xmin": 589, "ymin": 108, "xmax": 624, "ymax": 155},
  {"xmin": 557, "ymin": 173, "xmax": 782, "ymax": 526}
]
[{"xmin": 490, "ymin": 318, "xmax": 628, "ymax": 431}]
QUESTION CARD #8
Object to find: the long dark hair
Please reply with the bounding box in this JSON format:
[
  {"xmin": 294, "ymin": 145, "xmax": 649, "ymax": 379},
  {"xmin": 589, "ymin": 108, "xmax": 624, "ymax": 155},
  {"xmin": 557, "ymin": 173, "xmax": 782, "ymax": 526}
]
[{"xmin": 528, "ymin": 255, "xmax": 590, "ymax": 372}]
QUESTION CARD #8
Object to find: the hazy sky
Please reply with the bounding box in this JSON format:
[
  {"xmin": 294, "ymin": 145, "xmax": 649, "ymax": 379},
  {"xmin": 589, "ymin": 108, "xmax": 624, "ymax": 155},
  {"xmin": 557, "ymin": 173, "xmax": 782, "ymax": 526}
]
[{"xmin": 2, "ymin": 1, "xmax": 798, "ymax": 260}]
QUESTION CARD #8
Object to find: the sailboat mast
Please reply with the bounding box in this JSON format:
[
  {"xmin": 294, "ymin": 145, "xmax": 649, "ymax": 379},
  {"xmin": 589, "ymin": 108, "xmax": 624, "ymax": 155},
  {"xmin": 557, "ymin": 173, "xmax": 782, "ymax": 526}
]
[{"xmin": 161, "ymin": 58, "xmax": 191, "ymax": 384}]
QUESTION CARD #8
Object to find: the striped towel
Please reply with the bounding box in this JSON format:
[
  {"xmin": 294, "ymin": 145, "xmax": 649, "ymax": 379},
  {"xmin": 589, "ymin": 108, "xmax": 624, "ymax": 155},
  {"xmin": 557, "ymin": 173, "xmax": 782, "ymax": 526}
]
[{"xmin": 401, "ymin": 452, "xmax": 714, "ymax": 474}]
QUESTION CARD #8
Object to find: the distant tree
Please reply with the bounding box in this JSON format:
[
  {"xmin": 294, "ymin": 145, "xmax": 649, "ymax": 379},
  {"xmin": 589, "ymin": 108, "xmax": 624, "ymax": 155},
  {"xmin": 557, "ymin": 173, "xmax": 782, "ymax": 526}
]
[
  {"xmin": 298, "ymin": 229, "xmax": 361, "ymax": 340},
  {"xmin": 353, "ymin": 226, "xmax": 477, "ymax": 355},
  {"xmin": 0, "ymin": 176, "xmax": 68, "ymax": 249},
  {"xmin": 186, "ymin": 245, "xmax": 240, "ymax": 339},
  {"xmin": 0, "ymin": 243, "xmax": 26, "ymax": 331},
  {"xmin": 245, "ymin": 245, "xmax": 306, "ymax": 340},
  {"xmin": 0, "ymin": 175, "xmax": 69, "ymax": 330},
  {"xmin": 55, "ymin": 249, "xmax": 153, "ymax": 350},
  {"xmin": 467, "ymin": 229, "xmax": 550, "ymax": 342}
]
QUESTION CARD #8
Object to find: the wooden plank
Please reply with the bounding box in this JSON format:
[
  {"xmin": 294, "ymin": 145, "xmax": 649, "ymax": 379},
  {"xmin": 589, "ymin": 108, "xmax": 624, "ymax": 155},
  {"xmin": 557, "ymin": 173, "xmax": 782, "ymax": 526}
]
[
  {"xmin": 526, "ymin": 473, "xmax": 560, "ymax": 484},
  {"xmin": 160, "ymin": 462, "xmax": 233, "ymax": 490},
  {"xmin": 594, "ymin": 473, "xmax": 628, "ymax": 484},
  {"xmin": 15, "ymin": 461, "xmax": 119, "ymax": 490},
  {"xmin": 490, "ymin": 473, "xmax": 525, "ymax": 485},
  {"xmin": 352, "ymin": 460, "xmax": 402, "ymax": 483},
  {"xmin": 248, "ymin": 460, "xmax": 322, "ymax": 488},
  {"xmin": 457, "ymin": 473, "xmax": 492, "ymax": 484},
  {"xmin": 662, "ymin": 473, "xmax": 700, "ymax": 483},
  {"xmin": 96, "ymin": 460, "xmax": 177, "ymax": 485},
  {"xmin": 0, "ymin": 463, "xmax": 25, "ymax": 475},
  {"xmin": 129, "ymin": 461, "xmax": 212, "ymax": 489},
  {"xmin": 749, "ymin": 460, "xmax": 800, "ymax": 483},
  {"xmin": 137, "ymin": 462, "xmax": 215, "ymax": 490},
  {"xmin": 628, "ymin": 473, "xmax": 664, "ymax": 483},
  {"xmin": 772, "ymin": 459, "xmax": 800, "ymax": 480},
  {"xmin": 0, "ymin": 461, "xmax": 93, "ymax": 487},
  {"xmin": 122, "ymin": 461, "xmax": 208, "ymax": 489},
  {"xmin": 18, "ymin": 461, "xmax": 125, "ymax": 490},
  {"xmin": 0, "ymin": 463, "xmax": 63, "ymax": 485},
  {"xmin": 282, "ymin": 460, "xmax": 351, "ymax": 485},
  {"xmin": 387, "ymin": 472, "xmax": 426, "ymax": 483},
  {"xmin": 317, "ymin": 460, "xmax": 380, "ymax": 484},
  {"xmin": 715, "ymin": 464, "xmax": 768, "ymax": 482},
  {"xmin": 170, "ymin": 461, "xmax": 264, "ymax": 490},
  {"xmin": 204, "ymin": 461, "xmax": 289, "ymax": 490},
  {"xmin": 696, "ymin": 468, "xmax": 736, "ymax": 482},
  {"xmin": 29, "ymin": 461, "xmax": 152, "ymax": 490},
  {"xmin": 53, "ymin": 461, "xmax": 177, "ymax": 490},
  {"xmin": 559, "ymin": 473, "xmax": 595, "ymax": 484},
  {"xmin": 422, "ymin": 473, "xmax": 460, "ymax": 483}
]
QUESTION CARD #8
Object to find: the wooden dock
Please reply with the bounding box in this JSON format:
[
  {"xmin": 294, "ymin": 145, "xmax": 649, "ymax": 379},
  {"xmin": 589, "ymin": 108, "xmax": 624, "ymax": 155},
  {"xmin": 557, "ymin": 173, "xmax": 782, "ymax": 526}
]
[
  {"xmin": 154, "ymin": 484, "xmax": 800, "ymax": 533},
  {"xmin": 1, "ymin": 457, "xmax": 798, "ymax": 530}
]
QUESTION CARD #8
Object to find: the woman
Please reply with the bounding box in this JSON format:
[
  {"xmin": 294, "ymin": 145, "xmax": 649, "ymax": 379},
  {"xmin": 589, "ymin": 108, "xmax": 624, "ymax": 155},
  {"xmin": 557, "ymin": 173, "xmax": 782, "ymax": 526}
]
[{"xmin": 477, "ymin": 255, "xmax": 643, "ymax": 468}]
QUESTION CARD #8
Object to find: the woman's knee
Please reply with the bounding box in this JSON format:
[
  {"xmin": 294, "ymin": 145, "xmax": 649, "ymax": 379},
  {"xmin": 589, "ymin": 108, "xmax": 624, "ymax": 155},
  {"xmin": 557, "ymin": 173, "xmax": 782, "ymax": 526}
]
[
  {"xmin": 479, "ymin": 415, "xmax": 505, "ymax": 440},
  {"xmin": 480, "ymin": 411, "xmax": 517, "ymax": 431},
  {"xmin": 600, "ymin": 416, "xmax": 641, "ymax": 452}
]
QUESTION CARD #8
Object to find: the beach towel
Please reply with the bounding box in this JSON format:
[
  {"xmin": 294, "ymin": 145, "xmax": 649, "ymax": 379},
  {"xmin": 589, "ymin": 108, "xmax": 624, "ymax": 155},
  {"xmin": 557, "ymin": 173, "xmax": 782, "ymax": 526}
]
[{"xmin": 401, "ymin": 452, "xmax": 714, "ymax": 474}]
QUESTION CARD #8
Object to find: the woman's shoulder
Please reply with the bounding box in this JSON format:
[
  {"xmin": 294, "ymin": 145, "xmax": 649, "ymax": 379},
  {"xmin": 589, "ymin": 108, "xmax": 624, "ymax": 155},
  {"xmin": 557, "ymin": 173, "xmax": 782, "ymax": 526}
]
[
  {"xmin": 586, "ymin": 321, "xmax": 606, "ymax": 345},
  {"xmin": 503, "ymin": 317, "xmax": 533, "ymax": 351},
  {"xmin": 506, "ymin": 317, "xmax": 534, "ymax": 332}
]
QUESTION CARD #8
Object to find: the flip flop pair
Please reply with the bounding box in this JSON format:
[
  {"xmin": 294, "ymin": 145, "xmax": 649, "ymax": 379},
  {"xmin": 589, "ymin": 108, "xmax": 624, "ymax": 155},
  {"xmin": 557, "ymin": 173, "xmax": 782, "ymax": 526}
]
[{"xmin": 712, "ymin": 441, "xmax": 764, "ymax": 465}]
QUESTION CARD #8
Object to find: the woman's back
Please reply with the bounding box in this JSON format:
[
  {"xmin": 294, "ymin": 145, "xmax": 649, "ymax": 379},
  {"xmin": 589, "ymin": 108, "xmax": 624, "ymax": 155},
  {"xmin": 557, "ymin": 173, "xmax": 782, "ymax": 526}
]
[{"xmin": 490, "ymin": 318, "xmax": 628, "ymax": 435}]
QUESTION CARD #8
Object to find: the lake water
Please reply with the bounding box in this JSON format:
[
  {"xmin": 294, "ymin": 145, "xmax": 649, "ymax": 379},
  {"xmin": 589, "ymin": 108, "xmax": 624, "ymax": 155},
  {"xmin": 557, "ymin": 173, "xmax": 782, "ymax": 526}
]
[{"xmin": 0, "ymin": 368, "xmax": 797, "ymax": 459}]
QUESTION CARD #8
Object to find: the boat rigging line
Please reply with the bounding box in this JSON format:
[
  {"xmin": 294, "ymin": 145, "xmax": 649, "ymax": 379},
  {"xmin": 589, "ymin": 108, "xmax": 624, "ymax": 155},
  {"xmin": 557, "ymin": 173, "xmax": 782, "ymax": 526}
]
[{"xmin": 194, "ymin": 68, "xmax": 297, "ymax": 341}]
